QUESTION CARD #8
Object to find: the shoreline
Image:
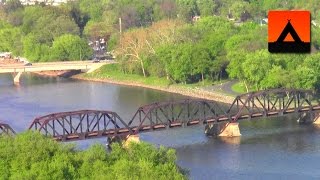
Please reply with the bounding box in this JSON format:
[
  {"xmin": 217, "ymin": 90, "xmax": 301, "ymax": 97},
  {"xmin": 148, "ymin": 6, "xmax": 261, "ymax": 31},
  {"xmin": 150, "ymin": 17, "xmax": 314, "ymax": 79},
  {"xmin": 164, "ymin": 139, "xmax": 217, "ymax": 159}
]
[
  {"xmin": 32, "ymin": 70, "xmax": 82, "ymax": 77},
  {"xmin": 72, "ymin": 74, "xmax": 235, "ymax": 104},
  {"xmin": 32, "ymin": 71, "xmax": 69, "ymax": 77}
]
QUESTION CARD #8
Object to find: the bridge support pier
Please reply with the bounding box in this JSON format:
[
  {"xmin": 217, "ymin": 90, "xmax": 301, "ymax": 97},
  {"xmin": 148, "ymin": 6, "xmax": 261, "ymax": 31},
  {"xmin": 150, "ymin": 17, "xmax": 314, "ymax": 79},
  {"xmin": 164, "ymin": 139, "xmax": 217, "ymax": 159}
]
[
  {"xmin": 123, "ymin": 134, "xmax": 140, "ymax": 147},
  {"xmin": 205, "ymin": 122, "xmax": 241, "ymax": 137},
  {"xmin": 13, "ymin": 72, "xmax": 22, "ymax": 84},
  {"xmin": 298, "ymin": 112, "xmax": 320, "ymax": 124},
  {"xmin": 107, "ymin": 134, "xmax": 140, "ymax": 148},
  {"xmin": 219, "ymin": 123, "xmax": 241, "ymax": 137},
  {"xmin": 312, "ymin": 113, "xmax": 320, "ymax": 125}
]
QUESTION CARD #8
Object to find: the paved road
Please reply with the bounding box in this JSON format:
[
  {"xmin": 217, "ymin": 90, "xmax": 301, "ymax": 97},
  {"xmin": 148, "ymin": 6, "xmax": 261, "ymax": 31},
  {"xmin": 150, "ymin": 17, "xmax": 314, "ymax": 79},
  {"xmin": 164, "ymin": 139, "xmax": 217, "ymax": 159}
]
[
  {"xmin": 0, "ymin": 60, "xmax": 115, "ymax": 73},
  {"xmin": 201, "ymin": 80, "xmax": 241, "ymax": 96}
]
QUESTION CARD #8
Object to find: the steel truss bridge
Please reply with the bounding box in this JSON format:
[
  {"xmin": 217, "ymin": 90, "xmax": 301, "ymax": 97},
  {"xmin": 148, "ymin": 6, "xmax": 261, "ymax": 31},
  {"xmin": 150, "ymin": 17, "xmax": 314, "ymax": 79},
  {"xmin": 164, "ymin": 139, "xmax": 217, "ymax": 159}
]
[{"xmin": 22, "ymin": 88, "xmax": 319, "ymax": 141}]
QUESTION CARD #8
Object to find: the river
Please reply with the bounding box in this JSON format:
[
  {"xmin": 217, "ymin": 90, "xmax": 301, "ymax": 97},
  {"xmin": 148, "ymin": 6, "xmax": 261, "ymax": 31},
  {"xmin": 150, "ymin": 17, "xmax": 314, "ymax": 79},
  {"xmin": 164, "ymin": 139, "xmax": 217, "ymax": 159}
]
[{"xmin": 1, "ymin": 74, "xmax": 320, "ymax": 179}]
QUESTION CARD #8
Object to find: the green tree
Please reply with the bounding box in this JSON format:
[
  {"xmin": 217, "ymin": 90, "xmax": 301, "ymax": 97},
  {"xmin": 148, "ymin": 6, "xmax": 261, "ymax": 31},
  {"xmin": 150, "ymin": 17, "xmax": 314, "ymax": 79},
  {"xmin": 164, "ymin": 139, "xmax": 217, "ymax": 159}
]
[
  {"xmin": 192, "ymin": 43, "xmax": 211, "ymax": 83},
  {"xmin": 63, "ymin": 2, "xmax": 89, "ymax": 35},
  {"xmin": 196, "ymin": 0, "xmax": 216, "ymax": 16},
  {"xmin": 226, "ymin": 50, "xmax": 249, "ymax": 91},
  {"xmin": 229, "ymin": 1, "xmax": 250, "ymax": 21},
  {"xmin": 22, "ymin": 34, "xmax": 51, "ymax": 62},
  {"xmin": 3, "ymin": 0, "xmax": 23, "ymax": 14},
  {"xmin": 79, "ymin": 0, "xmax": 107, "ymax": 22},
  {"xmin": 0, "ymin": 131, "xmax": 186, "ymax": 179},
  {"xmin": 168, "ymin": 43, "xmax": 193, "ymax": 83},
  {"xmin": 300, "ymin": 53, "xmax": 320, "ymax": 89},
  {"xmin": 51, "ymin": 34, "xmax": 93, "ymax": 61},
  {"xmin": 242, "ymin": 49, "xmax": 273, "ymax": 90},
  {"xmin": 176, "ymin": 0, "xmax": 199, "ymax": 21},
  {"xmin": 293, "ymin": 67, "xmax": 317, "ymax": 89},
  {"xmin": 0, "ymin": 26, "xmax": 22, "ymax": 55},
  {"xmin": 260, "ymin": 66, "xmax": 290, "ymax": 89},
  {"xmin": 83, "ymin": 20, "xmax": 113, "ymax": 41},
  {"xmin": 22, "ymin": 6, "xmax": 45, "ymax": 34}
]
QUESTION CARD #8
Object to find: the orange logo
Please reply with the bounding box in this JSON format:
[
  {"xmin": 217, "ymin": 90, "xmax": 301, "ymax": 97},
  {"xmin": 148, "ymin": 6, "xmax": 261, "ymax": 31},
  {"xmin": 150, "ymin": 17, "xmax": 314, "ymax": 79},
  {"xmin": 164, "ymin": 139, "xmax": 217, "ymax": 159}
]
[{"xmin": 268, "ymin": 11, "xmax": 310, "ymax": 53}]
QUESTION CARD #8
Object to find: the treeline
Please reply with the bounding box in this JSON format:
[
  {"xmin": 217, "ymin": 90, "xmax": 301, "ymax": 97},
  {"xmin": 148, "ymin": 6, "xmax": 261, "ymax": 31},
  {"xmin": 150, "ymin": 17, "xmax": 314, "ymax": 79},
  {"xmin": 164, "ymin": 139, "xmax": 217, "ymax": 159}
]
[
  {"xmin": 110, "ymin": 1, "xmax": 320, "ymax": 91},
  {"xmin": 1, "ymin": 0, "xmax": 320, "ymax": 90},
  {"xmin": 0, "ymin": 0, "xmax": 93, "ymax": 61},
  {"xmin": 0, "ymin": 131, "xmax": 186, "ymax": 179},
  {"xmin": 116, "ymin": 16, "xmax": 320, "ymax": 90}
]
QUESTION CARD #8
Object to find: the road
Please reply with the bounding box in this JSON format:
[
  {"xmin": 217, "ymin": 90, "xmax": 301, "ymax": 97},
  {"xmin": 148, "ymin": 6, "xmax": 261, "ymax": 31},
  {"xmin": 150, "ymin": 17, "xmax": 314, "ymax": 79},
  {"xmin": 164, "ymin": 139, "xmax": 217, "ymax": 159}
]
[
  {"xmin": 0, "ymin": 60, "xmax": 115, "ymax": 73},
  {"xmin": 202, "ymin": 80, "xmax": 240, "ymax": 96}
]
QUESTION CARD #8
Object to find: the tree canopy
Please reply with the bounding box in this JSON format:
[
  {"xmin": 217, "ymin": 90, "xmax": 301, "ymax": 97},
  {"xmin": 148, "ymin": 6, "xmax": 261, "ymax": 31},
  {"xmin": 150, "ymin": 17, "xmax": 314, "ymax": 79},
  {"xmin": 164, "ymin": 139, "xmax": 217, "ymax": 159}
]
[
  {"xmin": 0, "ymin": 131, "xmax": 186, "ymax": 179},
  {"xmin": 0, "ymin": 0, "xmax": 320, "ymax": 90}
]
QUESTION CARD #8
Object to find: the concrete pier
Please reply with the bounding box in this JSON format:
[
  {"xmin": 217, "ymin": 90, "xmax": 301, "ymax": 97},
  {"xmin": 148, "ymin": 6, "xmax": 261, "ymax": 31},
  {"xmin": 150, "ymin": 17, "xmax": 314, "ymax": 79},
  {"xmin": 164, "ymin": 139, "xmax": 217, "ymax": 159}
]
[
  {"xmin": 124, "ymin": 134, "xmax": 140, "ymax": 145},
  {"xmin": 107, "ymin": 134, "xmax": 140, "ymax": 148},
  {"xmin": 219, "ymin": 123, "xmax": 241, "ymax": 137},
  {"xmin": 298, "ymin": 112, "xmax": 320, "ymax": 124},
  {"xmin": 205, "ymin": 122, "xmax": 241, "ymax": 137},
  {"xmin": 13, "ymin": 72, "xmax": 22, "ymax": 84},
  {"xmin": 313, "ymin": 113, "xmax": 320, "ymax": 125}
]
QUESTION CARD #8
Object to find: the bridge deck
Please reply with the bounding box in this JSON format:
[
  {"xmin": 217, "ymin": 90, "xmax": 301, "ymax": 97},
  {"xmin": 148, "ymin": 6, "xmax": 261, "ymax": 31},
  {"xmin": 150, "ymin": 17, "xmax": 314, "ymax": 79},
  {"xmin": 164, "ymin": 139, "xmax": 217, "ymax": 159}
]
[{"xmin": 0, "ymin": 61, "xmax": 114, "ymax": 73}]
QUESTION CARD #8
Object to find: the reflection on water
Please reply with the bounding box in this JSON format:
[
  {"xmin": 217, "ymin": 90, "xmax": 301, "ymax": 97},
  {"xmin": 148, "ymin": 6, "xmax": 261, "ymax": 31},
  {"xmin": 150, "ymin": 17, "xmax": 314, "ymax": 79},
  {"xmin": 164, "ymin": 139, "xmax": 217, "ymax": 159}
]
[{"xmin": 1, "ymin": 73, "xmax": 320, "ymax": 179}]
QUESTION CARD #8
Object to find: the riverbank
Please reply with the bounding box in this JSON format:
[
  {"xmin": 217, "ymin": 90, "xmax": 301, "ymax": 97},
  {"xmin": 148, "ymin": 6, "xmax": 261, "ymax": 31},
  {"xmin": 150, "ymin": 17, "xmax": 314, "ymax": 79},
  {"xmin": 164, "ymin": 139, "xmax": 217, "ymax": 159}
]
[{"xmin": 71, "ymin": 65, "xmax": 235, "ymax": 104}]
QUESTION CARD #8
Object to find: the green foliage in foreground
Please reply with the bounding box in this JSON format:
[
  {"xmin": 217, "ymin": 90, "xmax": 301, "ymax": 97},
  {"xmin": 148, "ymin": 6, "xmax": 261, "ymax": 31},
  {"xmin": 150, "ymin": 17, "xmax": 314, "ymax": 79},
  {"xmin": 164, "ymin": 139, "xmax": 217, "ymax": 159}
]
[{"xmin": 0, "ymin": 131, "xmax": 186, "ymax": 180}]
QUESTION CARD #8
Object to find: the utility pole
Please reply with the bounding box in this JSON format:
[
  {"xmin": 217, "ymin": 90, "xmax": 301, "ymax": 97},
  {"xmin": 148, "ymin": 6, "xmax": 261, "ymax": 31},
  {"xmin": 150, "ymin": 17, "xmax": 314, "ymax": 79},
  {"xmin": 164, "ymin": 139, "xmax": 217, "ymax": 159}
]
[
  {"xmin": 79, "ymin": 46, "xmax": 82, "ymax": 61},
  {"xmin": 119, "ymin": 17, "xmax": 122, "ymax": 47}
]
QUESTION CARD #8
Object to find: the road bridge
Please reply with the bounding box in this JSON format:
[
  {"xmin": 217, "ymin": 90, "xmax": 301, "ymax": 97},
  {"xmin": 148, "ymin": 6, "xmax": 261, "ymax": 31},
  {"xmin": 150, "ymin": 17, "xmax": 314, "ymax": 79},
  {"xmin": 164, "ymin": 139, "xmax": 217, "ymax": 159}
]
[
  {"xmin": 0, "ymin": 61, "xmax": 114, "ymax": 84},
  {"xmin": 27, "ymin": 88, "xmax": 320, "ymax": 141}
]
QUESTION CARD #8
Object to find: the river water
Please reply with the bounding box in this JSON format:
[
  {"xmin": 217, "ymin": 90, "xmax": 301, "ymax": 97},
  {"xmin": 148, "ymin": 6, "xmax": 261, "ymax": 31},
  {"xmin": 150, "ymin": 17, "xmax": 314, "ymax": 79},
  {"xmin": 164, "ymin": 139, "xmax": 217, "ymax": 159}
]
[{"xmin": 1, "ymin": 74, "xmax": 320, "ymax": 179}]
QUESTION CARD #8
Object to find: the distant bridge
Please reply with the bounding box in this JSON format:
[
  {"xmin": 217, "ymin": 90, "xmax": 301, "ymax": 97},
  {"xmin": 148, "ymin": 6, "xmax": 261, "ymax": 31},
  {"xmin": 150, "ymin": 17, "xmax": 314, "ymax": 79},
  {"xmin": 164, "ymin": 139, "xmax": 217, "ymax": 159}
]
[
  {"xmin": 0, "ymin": 61, "xmax": 114, "ymax": 83},
  {"xmin": 26, "ymin": 88, "xmax": 320, "ymax": 141}
]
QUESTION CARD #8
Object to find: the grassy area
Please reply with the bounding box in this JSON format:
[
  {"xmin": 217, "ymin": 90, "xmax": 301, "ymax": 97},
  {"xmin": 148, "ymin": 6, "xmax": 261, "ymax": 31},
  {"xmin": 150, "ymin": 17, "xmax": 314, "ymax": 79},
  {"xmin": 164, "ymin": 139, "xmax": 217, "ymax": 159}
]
[
  {"xmin": 231, "ymin": 81, "xmax": 257, "ymax": 94},
  {"xmin": 84, "ymin": 64, "xmax": 171, "ymax": 87},
  {"xmin": 85, "ymin": 64, "xmax": 228, "ymax": 89},
  {"xmin": 231, "ymin": 81, "xmax": 248, "ymax": 93}
]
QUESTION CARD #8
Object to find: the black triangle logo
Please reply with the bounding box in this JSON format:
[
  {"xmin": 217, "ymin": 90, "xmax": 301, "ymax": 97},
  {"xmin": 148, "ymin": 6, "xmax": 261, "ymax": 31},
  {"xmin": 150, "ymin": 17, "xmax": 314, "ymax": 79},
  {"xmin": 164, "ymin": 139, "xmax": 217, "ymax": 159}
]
[
  {"xmin": 268, "ymin": 19, "xmax": 310, "ymax": 53},
  {"xmin": 276, "ymin": 20, "xmax": 302, "ymax": 43}
]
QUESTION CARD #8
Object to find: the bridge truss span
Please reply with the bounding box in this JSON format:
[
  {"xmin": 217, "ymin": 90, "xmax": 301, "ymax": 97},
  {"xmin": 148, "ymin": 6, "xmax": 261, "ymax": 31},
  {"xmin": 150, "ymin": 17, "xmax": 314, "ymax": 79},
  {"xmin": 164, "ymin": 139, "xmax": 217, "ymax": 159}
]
[
  {"xmin": 26, "ymin": 88, "xmax": 320, "ymax": 141},
  {"xmin": 228, "ymin": 88, "xmax": 320, "ymax": 122},
  {"xmin": 29, "ymin": 110, "xmax": 133, "ymax": 141},
  {"xmin": 0, "ymin": 122, "xmax": 15, "ymax": 135},
  {"xmin": 128, "ymin": 99, "xmax": 234, "ymax": 133}
]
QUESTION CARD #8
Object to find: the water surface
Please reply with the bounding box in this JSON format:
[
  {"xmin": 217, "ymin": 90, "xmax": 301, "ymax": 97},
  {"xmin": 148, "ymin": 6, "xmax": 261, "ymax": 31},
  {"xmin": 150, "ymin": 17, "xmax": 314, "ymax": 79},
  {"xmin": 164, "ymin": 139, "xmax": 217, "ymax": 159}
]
[{"xmin": 1, "ymin": 73, "xmax": 320, "ymax": 179}]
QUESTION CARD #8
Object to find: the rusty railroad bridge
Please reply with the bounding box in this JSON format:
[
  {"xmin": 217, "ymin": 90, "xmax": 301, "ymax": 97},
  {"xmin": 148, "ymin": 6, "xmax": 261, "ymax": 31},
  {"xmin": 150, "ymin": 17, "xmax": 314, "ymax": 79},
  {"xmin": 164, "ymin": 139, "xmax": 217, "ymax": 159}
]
[{"xmin": 1, "ymin": 88, "xmax": 320, "ymax": 141}]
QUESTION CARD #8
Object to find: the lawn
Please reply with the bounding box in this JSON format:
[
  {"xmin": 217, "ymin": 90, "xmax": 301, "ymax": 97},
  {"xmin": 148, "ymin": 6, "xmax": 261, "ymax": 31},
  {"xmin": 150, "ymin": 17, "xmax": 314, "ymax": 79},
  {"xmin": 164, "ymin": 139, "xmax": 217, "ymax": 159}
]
[
  {"xmin": 84, "ymin": 64, "xmax": 171, "ymax": 87},
  {"xmin": 231, "ymin": 81, "xmax": 251, "ymax": 94}
]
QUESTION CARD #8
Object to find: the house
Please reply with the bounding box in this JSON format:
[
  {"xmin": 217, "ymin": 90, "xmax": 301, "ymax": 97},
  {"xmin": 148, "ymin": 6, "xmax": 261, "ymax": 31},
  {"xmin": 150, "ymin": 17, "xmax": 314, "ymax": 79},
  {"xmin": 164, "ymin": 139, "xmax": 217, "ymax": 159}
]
[{"xmin": 19, "ymin": 0, "xmax": 72, "ymax": 6}]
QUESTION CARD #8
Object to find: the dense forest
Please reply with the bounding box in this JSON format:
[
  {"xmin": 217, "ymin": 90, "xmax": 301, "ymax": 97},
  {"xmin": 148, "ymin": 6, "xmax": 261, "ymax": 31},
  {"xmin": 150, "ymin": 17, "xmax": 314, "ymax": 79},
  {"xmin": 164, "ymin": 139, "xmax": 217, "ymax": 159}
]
[
  {"xmin": 0, "ymin": 0, "xmax": 320, "ymax": 90},
  {"xmin": 0, "ymin": 131, "xmax": 186, "ymax": 179}
]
